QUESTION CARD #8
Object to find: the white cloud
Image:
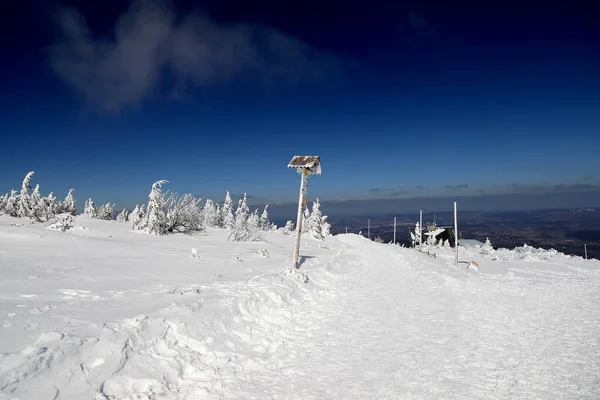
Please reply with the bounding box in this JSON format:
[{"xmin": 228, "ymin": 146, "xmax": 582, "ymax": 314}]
[{"xmin": 49, "ymin": 0, "xmax": 339, "ymax": 112}]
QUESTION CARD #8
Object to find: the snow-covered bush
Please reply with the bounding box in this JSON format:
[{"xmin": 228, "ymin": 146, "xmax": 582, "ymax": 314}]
[
  {"xmin": 96, "ymin": 203, "xmax": 115, "ymax": 220},
  {"xmin": 16, "ymin": 171, "xmax": 35, "ymax": 218},
  {"xmin": 144, "ymin": 180, "xmax": 168, "ymax": 235},
  {"xmin": 230, "ymin": 193, "xmax": 259, "ymax": 241},
  {"xmin": 116, "ymin": 208, "xmax": 129, "ymax": 222},
  {"xmin": 130, "ymin": 205, "xmax": 146, "ymax": 230},
  {"xmin": 164, "ymin": 193, "xmax": 203, "ymax": 233},
  {"xmin": 84, "ymin": 199, "xmax": 97, "ymax": 218},
  {"xmin": 202, "ymin": 199, "xmax": 219, "ymax": 227},
  {"xmin": 259, "ymin": 205, "xmax": 273, "ymax": 230},
  {"xmin": 46, "ymin": 213, "xmax": 75, "ymax": 232},
  {"xmin": 221, "ymin": 191, "xmax": 235, "ymax": 230},
  {"xmin": 279, "ymin": 220, "xmax": 295, "ymax": 234},
  {"xmin": 412, "ymin": 222, "xmax": 422, "ymax": 247},
  {"xmin": 44, "ymin": 193, "xmax": 61, "ymax": 216},
  {"xmin": 62, "ymin": 189, "xmax": 77, "ymax": 215},
  {"xmin": 481, "ymin": 237, "xmax": 494, "ymax": 256},
  {"xmin": 373, "ymin": 236, "xmax": 384, "ymax": 243},
  {"xmin": 4, "ymin": 190, "xmax": 19, "ymax": 217},
  {"xmin": 303, "ymin": 199, "xmax": 330, "ymax": 240}
]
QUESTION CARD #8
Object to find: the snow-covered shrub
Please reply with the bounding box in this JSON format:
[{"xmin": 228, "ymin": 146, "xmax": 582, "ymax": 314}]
[
  {"xmin": 44, "ymin": 192, "xmax": 61, "ymax": 216},
  {"xmin": 4, "ymin": 190, "xmax": 19, "ymax": 217},
  {"xmin": 130, "ymin": 204, "xmax": 146, "ymax": 230},
  {"xmin": 373, "ymin": 236, "xmax": 384, "ymax": 243},
  {"xmin": 96, "ymin": 203, "xmax": 115, "ymax": 220},
  {"xmin": 230, "ymin": 193, "xmax": 259, "ymax": 241},
  {"xmin": 202, "ymin": 199, "xmax": 219, "ymax": 227},
  {"xmin": 164, "ymin": 193, "xmax": 203, "ymax": 233},
  {"xmin": 481, "ymin": 237, "xmax": 494, "ymax": 256},
  {"xmin": 259, "ymin": 204, "xmax": 272, "ymax": 230},
  {"xmin": 144, "ymin": 180, "xmax": 168, "ymax": 235},
  {"xmin": 46, "ymin": 213, "xmax": 75, "ymax": 232},
  {"xmin": 0, "ymin": 194, "xmax": 6, "ymax": 214},
  {"xmin": 247, "ymin": 209, "xmax": 260, "ymax": 232},
  {"xmin": 17, "ymin": 171, "xmax": 35, "ymax": 218},
  {"xmin": 62, "ymin": 189, "xmax": 77, "ymax": 215},
  {"xmin": 84, "ymin": 199, "xmax": 97, "ymax": 218},
  {"xmin": 303, "ymin": 199, "xmax": 330, "ymax": 240},
  {"xmin": 221, "ymin": 191, "xmax": 235, "ymax": 230},
  {"xmin": 279, "ymin": 220, "xmax": 295, "ymax": 234},
  {"xmin": 412, "ymin": 222, "xmax": 422, "ymax": 247},
  {"xmin": 116, "ymin": 208, "xmax": 129, "ymax": 222}
]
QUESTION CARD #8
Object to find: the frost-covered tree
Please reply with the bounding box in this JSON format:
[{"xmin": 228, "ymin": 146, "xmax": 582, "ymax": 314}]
[
  {"xmin": 280, "ymin": 220, "xmax": 295, "ymax": 234},
  {"xmin": 0, "ymin": 194, "xmax": 6, "ymax": 214},
  {"xmin": 164, "ymin": 193, "xmax": 203, "ymax": 233},
  {"xmin": 44, "ymin": 192, "xmax": 61, "ymax": 217},
  {"xmin": 234, "ymin": 194, "xmax": 250, "ymax": 230},
  {"xmin": 247, "ymin": 209, "xmax": 260, "ymax": 231},
  {"xmin": 29, "ymin": 184, "xmax": 44, "ymax": 221},
  {"xmin": 202, "ymin": 199, "xmax": 218, "ymax": 227},
  {"xmin": 97, "ymin": 203, "xmax": 115, "ymax": 220},
  {"xmin": 4, "ymin": 190, "xmax": 19, "ymax": 217},
  {"xmin": 230, "ymin": 193, "xmax": 259, "ymax": 241},
  {"xmin": 130, "ymin": 204, "xmax": 146, "ymax": 230},
  {"xmin": 145, "ymin": 180, "xmax": 168, "ymax": 235},
  {"xmin": 304, "ymin": 199, "xmax": 330, "ymax": 239},
  {"xmin": 221, "ymin": 191, "xmax": 235, "ymax": 230},
  {"xmin": 259, "ymin": 204, "xmax": 271, "ymax": 230},
  {"xmin": 481, "ymin": 237, "xmax": 494, "ymax": 255},
  {"xmin": 17, "ymin": 171, "xmax": 35, "ymax": 218},
  {"xmin": 62, "ymin": 189, "xmax": 77, "ymax": 215},
  {"xmin": 116, "ymin": 208, "xmax": 129, "ymax": 222},
  {"xmin": 413, "ymin": 222, "xmax": 421, "ymax": 247},
  {"xmin": 84, "ymin": 199, "xmax": 97, "ymax": 218}
]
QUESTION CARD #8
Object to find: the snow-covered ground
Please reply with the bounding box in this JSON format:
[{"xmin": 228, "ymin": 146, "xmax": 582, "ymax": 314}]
[{"xmin": 1, "ymin": 215, "xmax": 599, "ymax": 399}]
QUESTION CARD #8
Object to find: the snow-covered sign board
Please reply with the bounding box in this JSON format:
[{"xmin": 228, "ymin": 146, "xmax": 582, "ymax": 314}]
[
  {"xmin": 289, "ymin": 156, "xmax": 322, "ymax": 269},
  {"xmin": 288, "ymin": 156, "xmax": 322, "ymax": 175}
]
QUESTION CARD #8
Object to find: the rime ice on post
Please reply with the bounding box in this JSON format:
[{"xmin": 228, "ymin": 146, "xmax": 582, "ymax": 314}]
[{"xmin": 288, "ymin": 156, "xmax": 322, "ymax": 270}]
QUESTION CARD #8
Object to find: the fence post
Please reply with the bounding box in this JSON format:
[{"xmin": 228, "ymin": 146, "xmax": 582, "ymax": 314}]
[{"xmin": 393, "ymin": 217, "xmax": 397, "ymax": 245}]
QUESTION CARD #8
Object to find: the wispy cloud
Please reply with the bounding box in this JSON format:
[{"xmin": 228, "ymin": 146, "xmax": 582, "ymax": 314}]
[
  {"xmin": 390, "ymin": 191, "xmax": 406, "ymax": 197},
  {"xmin": 444, "ymin": 184, "xmax": 469, "ymax": 189},
  {"xmin": 49, "ymin": 0, "xmax": 339, "ymax": 112},
  {"xmin": 553, "ymin": 184, "xmax": 598, "ymax": 192},
  {"xmin": 414, "ymin": 185, "xmax": 428, "ymax": 189},
  {"xmin": 583, "ymin": 176, "xmax": 596, "ymax": 180}
]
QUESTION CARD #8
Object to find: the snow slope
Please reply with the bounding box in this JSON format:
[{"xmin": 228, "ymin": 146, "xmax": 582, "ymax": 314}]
[{"xmin": 0, "ymin": 215, "xmax": 599, "ymax": 399}]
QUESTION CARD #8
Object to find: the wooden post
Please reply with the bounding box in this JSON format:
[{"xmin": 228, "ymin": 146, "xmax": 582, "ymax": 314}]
[
  {"xmin": 584, "ymin": 243, "xmax": 587, "ymax": 260},
  {"xmin": 393, "ymin": 217, "xmax": 397, "ymax": 244},
  {"xmin": 454, "ymin": 201, "xmax": 459, "ymax": 266},
  {"xmin": 291, "ymin": 169, "xmax": 309, "ymax": 269}
]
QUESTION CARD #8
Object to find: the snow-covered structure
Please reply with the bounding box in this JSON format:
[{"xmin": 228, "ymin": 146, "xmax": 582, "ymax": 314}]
[{"xmin": 221, "ymin": 192, "xmax": 235, "ymax": 230}]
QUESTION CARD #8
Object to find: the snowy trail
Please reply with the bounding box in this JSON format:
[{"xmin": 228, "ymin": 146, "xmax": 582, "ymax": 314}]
[
  {"xmin": 1, "ymin": 217, "xmax": 599, "ymax": 399},
  {"xmin": 227, "ymin": 235, "xmax": 600, "ymax": 399}
]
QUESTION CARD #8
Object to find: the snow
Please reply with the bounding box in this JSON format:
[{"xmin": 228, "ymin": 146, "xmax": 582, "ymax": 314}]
[{"xmin": 1, "ymin": 215, "xmax": 599, "ymax": 399}]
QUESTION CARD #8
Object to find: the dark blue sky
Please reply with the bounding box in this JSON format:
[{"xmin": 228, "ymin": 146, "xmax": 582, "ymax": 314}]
[{"xmin": 1, "ymin": 0, "xmax": 599, "ymax": 212}]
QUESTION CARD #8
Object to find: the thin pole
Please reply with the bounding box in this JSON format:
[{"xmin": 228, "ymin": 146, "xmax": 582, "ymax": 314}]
[
  {"xmin": 393, "ymin": 217, "xmax": 397, "ymax": 245},
  {"xmin": 368, "ymin": 219, "xmax": 370, "ymax": 239},
  {"xmin": 584, "ymin": 243, "xmax": 587, "ymax": 260},
  {"xmin": 419, "ymin": 210, "xmax": 423, "ymax": 251},
  {"xmin": 454, "ymin": 201, "xmax": 458, "ymax": 266},
  {"xmin": 291, "ymin": 169, "xmax": 309, "ymax": 269},
  {"xmin": 345, "ymin": 226, "xmax": 348, "ymax": 234}
]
